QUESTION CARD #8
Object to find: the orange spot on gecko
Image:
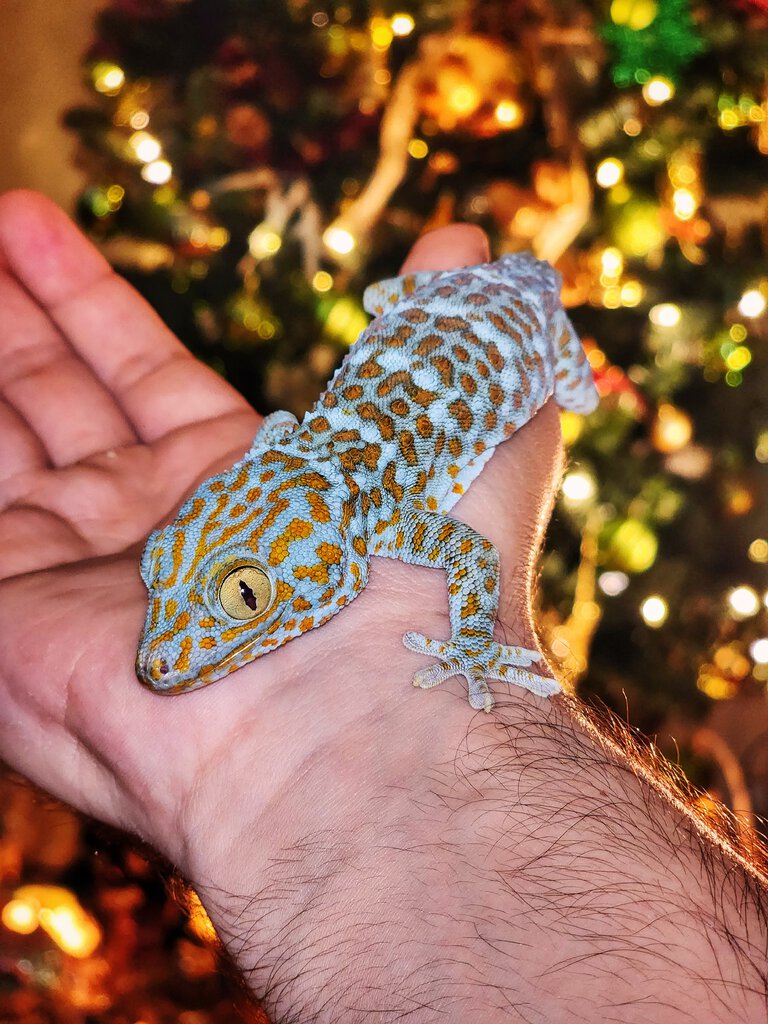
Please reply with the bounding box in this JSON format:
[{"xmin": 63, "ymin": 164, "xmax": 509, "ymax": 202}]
[
  {"xmin": 173, "ymin": 636, "xmax": 193, "ymax": 672},
  {"xmin": 316, "ymin": 542, "xmax": 343, "ymax": 564},
  {"xmin": 269, "ymin": 519, "xmax": 313, "ymax": 565}
]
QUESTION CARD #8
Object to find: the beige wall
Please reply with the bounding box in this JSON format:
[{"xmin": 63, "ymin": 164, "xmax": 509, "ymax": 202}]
[{"xmin": 0, "ymin": 0, "xmax": 103, "ymax": 211}]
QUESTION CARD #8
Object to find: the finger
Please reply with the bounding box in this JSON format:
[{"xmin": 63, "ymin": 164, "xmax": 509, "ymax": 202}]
[
  {"xmin": 399, "ymin": 223, "xmax": 490, "ymax": 274},
  {"xmin": 0, "ymin": 399, "xmax": 48, "ymax": 498},
  {"xmin": 0, "ymin": 271, "xmax": 137, "ymax": 467},
  {"xmin": 0, "ymin": 191, "xmax": 251, "ymax": 443}
]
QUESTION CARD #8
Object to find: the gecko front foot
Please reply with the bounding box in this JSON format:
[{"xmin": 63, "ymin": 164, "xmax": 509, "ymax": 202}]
[{"xmin": 402, "ymin": 631, "xmax": 561, "ymax": 711}]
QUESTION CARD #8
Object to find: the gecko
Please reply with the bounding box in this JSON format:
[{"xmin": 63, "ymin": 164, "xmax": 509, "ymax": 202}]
[{"xmin": 136, "ymin": 253, "xmax": 599, "ymax": 710}]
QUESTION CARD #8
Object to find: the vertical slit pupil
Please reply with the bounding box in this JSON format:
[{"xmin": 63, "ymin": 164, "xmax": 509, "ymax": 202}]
[{"xmin": 239, "ymin": 579, "xmax": 259, "ymax": 611}]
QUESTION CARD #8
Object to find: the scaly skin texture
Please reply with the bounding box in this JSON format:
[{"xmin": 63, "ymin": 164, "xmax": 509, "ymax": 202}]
[{"xmin": 136, "ymin": 254, "xmax": 598, "ymax": 709}]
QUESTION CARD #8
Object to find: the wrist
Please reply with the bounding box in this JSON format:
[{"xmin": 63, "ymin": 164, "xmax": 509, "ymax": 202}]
[{"xmin": 181, "ymin": 690, "xmax": 768, "ymax": 1024}]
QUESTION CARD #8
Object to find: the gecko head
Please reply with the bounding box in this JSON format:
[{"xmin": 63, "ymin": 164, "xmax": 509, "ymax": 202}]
[{"xmin": 135, "ymin": 450, "xmax": 368, "ymax": 694}]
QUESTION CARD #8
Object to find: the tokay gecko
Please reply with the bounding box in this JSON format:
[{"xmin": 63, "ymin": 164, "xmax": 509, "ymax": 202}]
[{"xmin": 136, "ymin": 253, "xmax": 599, "ymax": 710}]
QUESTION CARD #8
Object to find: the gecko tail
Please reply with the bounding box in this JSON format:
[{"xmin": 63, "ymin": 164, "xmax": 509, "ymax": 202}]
[
  {"xmin": 362, "ymin": 270, "xmax": 444, "ymax": 319},
  {"xmin": 552, "ymin": 308, "xmax": 600, "ymax": 415}
]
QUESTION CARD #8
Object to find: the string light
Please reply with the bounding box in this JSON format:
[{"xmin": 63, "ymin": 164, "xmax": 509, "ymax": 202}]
[
  {"xmin": 370, "ymin": 17, "xmax": 393, "ymax": 50},
  {"xmin": 248, "ymin": 226, "xmax": 282, "ymax": 258},
  {"xmin": 652, "ymin": 403, "xmax": 693, "ymax": 452},
  {"xmin": 598, "ymin": 571, "xmax": 630, "ymax": 596},
  {"xmin": 407, "ymin": 139, "xmax": 429, "ymax": 158},
  {"xmin": 725, "ymin": 346, "xmax": 751, "ymax": 371},
  {"xmin": 448, "ymin": 84, "xmax": 481, "ymax": 116},
  {"xmin": 129, "ymin": 130, "xmax": 162, "ymax": 163},
  {"xmin": 748, "ymin": 539, "xmax": 768, "ymax": 563},
  {"xmin": 620, "ymin": 280, "xmax": 644, "ymax": 306},
  {"xmin": 751, "ymin": 639, "xmax": 768, "ymax": 665},
  {"xmin": 494, "ymin": 100, "xmax": 524, "ymax": 127},
  {"xmin": 672, "ymin": 187, "xmax": 697, "ymax": 220},
  {"xmin": 642, "ymin": 76, "xmax": 675, "ymax": 106},
  {"xmin": 727, "ymin": 585, "xmax": 760, "ymax": 618},
  {"xmin": 129, "ymin": 109, "xmax": 150, "ymax": 130},
  {"xmin": 600, "ymin": 246, "xmax": 623, "ymax": 281},
  {"xmin": 92, "ymin": 61, "xmax": 125, "ymax": 95},
  {"xmin": 2, "ymin": 898, "xmax": 37, "ymax": 934},
  {"xmin": 141, "ymin": 159, "xmax": 172, "ymax": 184},
  {"xmin": 610, "ymin": 0, "xmax": 658, "ymax": 30},
  {"xmin": 323, "ymin": 225, "xmax": 356, "ymax": 255},
  {"xmin": 640, "ymin": 595, "xmax": 668, "ymax": 626},
  {"xmin": 737, "ymin": 289, "xmax": 766, "ymax": 318},
  {"xmin": 312, "ymin": 270, "xmax": 334, "ymax": 292},
  {"xmin": 390, "ymin": 13, "xmax": 415, "ymax": 36},
  {"xmin": 39, "ymin": 906, "xmax": 101, "ymax": 958},
  {"xmin": 649, "ymin": 302, "xmax": 681, "ymax": 327},
  {"xmin": 561, "ymin": 470, "xmax": 596, "ymax": 505},
  {"xmin": 595, "ymin": 158, "xmax": 624, "ymax": 188}
]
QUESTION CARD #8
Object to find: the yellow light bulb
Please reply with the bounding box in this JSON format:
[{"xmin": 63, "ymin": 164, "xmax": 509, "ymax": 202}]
[
  {"xmin": 620, "ymin": 279, "xmax": 644, "ymax": 306},
  {"xmin": 390, "ymin": 13, "xmax": 415, "ymax": 36},
  {"xmin": 561, "ymin": 470, "xmax": 596, "ymax": 505},
  {"xmin": 494, "ymin": 100, "xmax": 523, "ymax": 127},
  {"xmin": 728, "ymin": 586, "xmax": 759, "ymax": 619},
  {"xmin": 370, "ymin": 17, "xmax": 393, "ymax": 49},
  {"xmin": 600, "ymin": 246, "xmax": 623, "ymax": 278},
  {"xmin": 649, "ymin": 303, "xmax": 681, "ymax": 327},
  {"xmin": 448, "ymin": 84, "xmax": 481, "ymax": 116},
  {"xmin": 640, "ymin": 595, "xmax": 668, "ymax": 627},
  {"xmin": 2, "ymin": 898, "xmax": 38, "ymax": 934},
  {"xmin": 312, "ymin": 270, "xmax": 334, "ymax": 293},
  {"xmin": 672, "ymin": 188, "xmax": 697, "ymax": 220},
  {"xmin": 407, "ymin": 138, "xmax": 429, "ymax": 158},
  {"xmin": 248, "ymin": 227, "xmax": 282, "ymax": 258},
  {"xmin": 130, "ymin": 131, "xmax": 162, "ymax": 163},
  {"xmin": 738, "ymin": 289, "xmax": 766, "ymax": 318},
  {"xmin": 323, "ymin": 225, "xmax": 356, "ymax": 255},
  {"xmin": 92, "ymin": 62, "xmax": 125, "ymax": 95},
  {"xmin": 642, "ymin": 76, "xmax": 675, "ymax": 106},
  {"xmin": 596, "ymin": 158, "xmax": 624, "ymax": 188},
  {"xmin": 141, "ymin": 159, "xmax": 173, "ymax": 185}
]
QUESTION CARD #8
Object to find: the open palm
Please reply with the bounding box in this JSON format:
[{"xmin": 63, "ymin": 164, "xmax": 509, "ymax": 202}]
[
  {"xmin": 0, "ymin": 191, "xmax": 277, "ymax": 840},
  {"xmin": 0, "ymin": 192, "xmax": 562, "ymax": 875}
]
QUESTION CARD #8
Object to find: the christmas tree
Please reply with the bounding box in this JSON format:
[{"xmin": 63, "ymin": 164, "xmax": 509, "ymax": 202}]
[{"xmin": 2, "ymin": 0, "xmax": 768, "ymax": 1019}]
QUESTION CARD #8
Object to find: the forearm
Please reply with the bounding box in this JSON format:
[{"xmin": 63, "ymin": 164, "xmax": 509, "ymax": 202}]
[{"xmin": 184, "ymin": 686, "xmax": 768, "ymax": 1023}]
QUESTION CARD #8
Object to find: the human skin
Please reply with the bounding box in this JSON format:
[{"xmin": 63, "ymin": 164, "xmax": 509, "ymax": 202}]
[{"xmin": 0, "ymin": 191, "xmax": 767, "ymax": 1023}]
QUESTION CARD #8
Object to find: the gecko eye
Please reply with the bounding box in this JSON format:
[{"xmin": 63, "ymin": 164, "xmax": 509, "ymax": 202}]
[{"xmin": 217, "ymin": 562, "xmax": 277, "ymax": 621}]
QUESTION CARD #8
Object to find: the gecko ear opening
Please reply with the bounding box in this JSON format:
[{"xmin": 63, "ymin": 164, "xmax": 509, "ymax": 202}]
[{"xmin": 139, "ymin": 528, "xmax": 165, "ymax": 588}]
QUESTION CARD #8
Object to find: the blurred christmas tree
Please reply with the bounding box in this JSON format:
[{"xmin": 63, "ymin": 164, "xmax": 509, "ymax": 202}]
[
  {"xmin": 62, "ymin": 0, "xmax": 768, "ymax": 731},
  {"xmin": 1, "ymin": 2, "xmax": 767, "ymax": 1018}
]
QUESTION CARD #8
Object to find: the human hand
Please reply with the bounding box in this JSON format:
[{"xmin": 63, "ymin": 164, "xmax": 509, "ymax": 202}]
[{"xmin": 0, "ymin": 191, "xmax": 564, "ymax": 1017}]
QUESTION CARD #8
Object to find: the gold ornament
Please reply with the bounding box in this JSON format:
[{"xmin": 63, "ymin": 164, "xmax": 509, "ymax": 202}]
[{"xmin": 324, "ymin": 32, "xmax": 528, "ymax": 253}]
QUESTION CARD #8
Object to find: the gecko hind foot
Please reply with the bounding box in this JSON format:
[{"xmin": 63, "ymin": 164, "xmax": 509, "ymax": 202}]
[{"xmin": 402, "ymin": 631, "xmax": 561, "ymax": 710}]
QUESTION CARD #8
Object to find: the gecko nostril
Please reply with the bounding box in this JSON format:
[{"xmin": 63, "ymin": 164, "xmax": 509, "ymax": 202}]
[{"xmin": 150, "ymin": 657, "xmax": 170, "ymax": 679}]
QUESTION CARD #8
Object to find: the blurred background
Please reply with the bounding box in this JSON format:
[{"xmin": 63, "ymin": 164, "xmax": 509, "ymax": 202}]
[{"xmin": 0, "ymin": 0, "xmax": 767, "ymax": 1020}]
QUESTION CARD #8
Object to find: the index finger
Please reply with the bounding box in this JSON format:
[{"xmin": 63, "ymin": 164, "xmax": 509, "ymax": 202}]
[{"xmin": 0, "ymin": 191, "xmax": 251, "ymax": 442}]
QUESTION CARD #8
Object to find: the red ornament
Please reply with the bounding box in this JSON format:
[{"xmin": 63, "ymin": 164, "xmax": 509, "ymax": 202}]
[{"xmin": 731, "ymin": 0, "xmax": 768, "ymax": 13}]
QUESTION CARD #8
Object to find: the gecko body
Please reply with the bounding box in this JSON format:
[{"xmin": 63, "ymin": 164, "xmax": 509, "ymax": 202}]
[{"xmin": 136, "ymin": 254, "xmax": 598, "ymax": 709}]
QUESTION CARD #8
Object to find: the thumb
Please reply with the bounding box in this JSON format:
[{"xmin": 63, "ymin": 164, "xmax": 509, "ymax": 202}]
[{"xmin": 399, "ymin": 223, "xmax": 491, "ymax": 273}]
